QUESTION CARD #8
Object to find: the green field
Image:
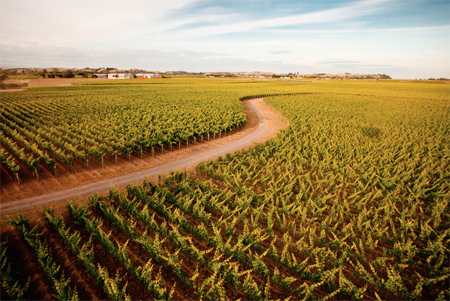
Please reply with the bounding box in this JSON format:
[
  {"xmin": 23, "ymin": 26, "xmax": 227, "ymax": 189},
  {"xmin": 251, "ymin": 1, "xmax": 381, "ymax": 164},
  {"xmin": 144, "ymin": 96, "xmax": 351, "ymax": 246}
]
[
  {"xmin": 1, "ymin": 79, "xmax": 449, "ymax": 300},
  {"xmin": 0, "ymin": 79, "xmax": 305, "ymax": 179}
]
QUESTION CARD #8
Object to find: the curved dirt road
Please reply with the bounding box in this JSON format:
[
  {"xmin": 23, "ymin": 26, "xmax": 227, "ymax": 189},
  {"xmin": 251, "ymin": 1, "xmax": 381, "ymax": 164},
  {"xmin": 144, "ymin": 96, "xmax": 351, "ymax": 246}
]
[{"xmin": 0, "ymin": 98, "xmax": 286, "ymax": 214}]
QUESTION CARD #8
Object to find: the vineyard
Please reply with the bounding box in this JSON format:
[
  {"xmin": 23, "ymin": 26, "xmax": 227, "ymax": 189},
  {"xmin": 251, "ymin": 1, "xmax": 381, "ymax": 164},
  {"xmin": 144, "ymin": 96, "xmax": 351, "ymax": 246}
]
[
  {"xmin": 1, "ymin": 79, "xmax": 450, "ymax": 300},
  {"xmin": 0, "ymin": 79, "xmax": 250, "ymax": 185},
  {"xmin": 0, "ymin": 79, "xmax": 313, "ymax": 199}
]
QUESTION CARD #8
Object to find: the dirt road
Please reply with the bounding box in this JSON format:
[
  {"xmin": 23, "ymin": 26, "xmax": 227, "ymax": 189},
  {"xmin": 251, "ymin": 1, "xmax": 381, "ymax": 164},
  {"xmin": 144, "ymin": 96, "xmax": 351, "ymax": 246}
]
[{"xmin": 0, "ymin": 98, "xmax": 287, "ymax": 214}]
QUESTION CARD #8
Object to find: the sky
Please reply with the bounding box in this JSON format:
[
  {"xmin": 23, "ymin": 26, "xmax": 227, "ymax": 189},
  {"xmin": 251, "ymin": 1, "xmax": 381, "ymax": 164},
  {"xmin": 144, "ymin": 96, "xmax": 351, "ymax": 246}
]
[{"xmin": 0, "ymin": 0, "xmax": 449, "ymax": 79}]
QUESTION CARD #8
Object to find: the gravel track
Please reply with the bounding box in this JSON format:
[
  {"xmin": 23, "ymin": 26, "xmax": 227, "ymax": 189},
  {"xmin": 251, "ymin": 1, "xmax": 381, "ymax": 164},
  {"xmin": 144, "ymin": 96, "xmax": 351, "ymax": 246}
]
[{"xmin": 0, "ymin": 98, "xmax": 277, "ymax": 214}]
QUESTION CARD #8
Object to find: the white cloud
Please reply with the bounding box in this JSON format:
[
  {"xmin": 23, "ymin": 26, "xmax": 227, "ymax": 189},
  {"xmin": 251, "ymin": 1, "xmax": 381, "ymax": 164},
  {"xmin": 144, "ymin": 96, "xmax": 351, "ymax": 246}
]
[
  {"xmin": 0, "ymin": 42, "xmax": 231, "ymax": 69},
  {"xmin": 268, "ymin": 50, "xmax": 292, "ymax": 54},
  {"xmin": 0, "ymin": 0, "xmax": 202, "ymax": 45},
  {"xmin": 262, "ymin": 25, "xmax": 450, "ymax": 34},
  {"xmin": 171, "ymin": 0, "xmax": 392, "ymax": 37}
]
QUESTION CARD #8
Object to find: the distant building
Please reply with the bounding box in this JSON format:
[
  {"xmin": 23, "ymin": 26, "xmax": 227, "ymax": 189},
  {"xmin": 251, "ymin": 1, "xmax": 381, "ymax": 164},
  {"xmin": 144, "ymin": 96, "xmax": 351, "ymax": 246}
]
[
  {"xmin": 108, "ymin": 73, "xmax": 133, "ymax": 79},
  {"xmin": 135, "ymin": 73, "xmax": 162, "ymax": 79},
  {"xmin": 95, "ymin": 73, "xmax": 133, "ymax": 79}
]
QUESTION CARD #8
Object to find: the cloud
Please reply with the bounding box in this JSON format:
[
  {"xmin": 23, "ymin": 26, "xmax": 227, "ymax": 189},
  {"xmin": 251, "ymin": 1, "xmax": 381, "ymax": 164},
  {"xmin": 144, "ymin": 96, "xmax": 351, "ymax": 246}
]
[
  {"xmin": 173, "ymin": 0, "xmax": 391, "ymax": 37},
  {"xmin": 317, "ymin": 60, "xmax": 362, "ymax": 64},
  {"xmin": 0, "ymin": 42, "xmax": 295, "ymax": 72},
  {"xmin": 268, "ymin": 50, "xmax": 292, "ymax": 54},
  {"xmin": 1, "ymin": 41, "xmax": 448, "ymax": 78},
  {"xmin": 262, "ymin": 25, "xmax": 450, "ymax": 35},
  {"xmin": 426, "ymin": 50, "xmax": 450, "ymax": 55},
  {"xmin": 0, "ymin": 0, "xmax": 202, "ymax": 46},
  {"xmin": 313, "ymin": 58, "xmax": 396, "ymax": 71}
]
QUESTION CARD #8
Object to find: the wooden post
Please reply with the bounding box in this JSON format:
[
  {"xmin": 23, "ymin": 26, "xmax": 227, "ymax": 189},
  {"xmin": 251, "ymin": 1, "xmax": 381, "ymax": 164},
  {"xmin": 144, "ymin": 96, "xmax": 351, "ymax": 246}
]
[
  {"xmin": 208, "ymin": 133, "xmax": 210, "ymax": 141},
  {"xmin": 152, "ymin": 147, "xmax": 154, "ymax": 157},
  {"xmin": 194, "ymin": 136, "xmax": 196, "ymax": 144},
  {"xmin": 115, "ymin": 154, "xmax": 118, "ymax": 165},
  {"xmin": 128, "ymin": 153, "xmax": 131, "ymax": 161},
  {"xmin": 214, "ymin": 133, "xmax": 216, "ymax": 139},
  {"xmin": 141, "ymin": 150, "xmax": 143, "ymax": 159},
  {"xmin": 87, "ymin": 159, "xmax": 90, "ymax": 170},
  {"xmin": 187, "ymin": 139, "xmax": 189, "ymax": 147},
  {"xmin": 102, "ymin": 156, "xmax": 104, "ymax": 168},
  {"xmin": 162, "ymin": 145, "xmax": 164, "ymax": 154},
  {"xmin": 54, "ymin": 164, "xmax": 58, "ymax": 177}
]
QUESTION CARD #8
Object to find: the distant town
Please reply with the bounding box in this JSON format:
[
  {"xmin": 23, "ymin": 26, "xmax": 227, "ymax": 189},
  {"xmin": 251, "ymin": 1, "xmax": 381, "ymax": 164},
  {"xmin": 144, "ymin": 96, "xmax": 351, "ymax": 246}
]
[{"xmin": 0, "ymin": 67, "xmax": 396, "ymax": 80}]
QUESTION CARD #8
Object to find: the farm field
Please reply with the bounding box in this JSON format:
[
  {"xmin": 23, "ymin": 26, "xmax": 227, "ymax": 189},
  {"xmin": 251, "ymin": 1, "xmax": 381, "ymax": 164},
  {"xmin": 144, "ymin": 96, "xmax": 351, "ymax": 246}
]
[
  {"xmin": 0, "ymin": 97, "xmax": 288, "ymax": 215},
  {"xmin": 0, "ymin": 78, "xmax": 301, "ymax": 202},
  {"xmin": 1, "ymin": 79, "xmax": 449, "ymax": 300},
  {"xmin": 2, "ymin": 77, "xmax": 108, "ymax": 87},
  {"xmin": 0, "ymin": 79, "xmax": 248, "ymax": 185}
]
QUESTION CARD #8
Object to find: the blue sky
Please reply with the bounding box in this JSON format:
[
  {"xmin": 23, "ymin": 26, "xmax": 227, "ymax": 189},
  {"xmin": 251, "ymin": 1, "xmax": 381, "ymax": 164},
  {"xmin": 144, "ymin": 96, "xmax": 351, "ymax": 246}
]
[{"xmin": 0, "ymin": 0, "xmax": 449, "ymax": 78}]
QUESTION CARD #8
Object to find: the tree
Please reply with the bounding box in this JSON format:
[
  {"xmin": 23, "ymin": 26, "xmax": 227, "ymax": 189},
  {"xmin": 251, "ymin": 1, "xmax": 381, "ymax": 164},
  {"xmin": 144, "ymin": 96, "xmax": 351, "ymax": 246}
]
[
  {"xmin": 0, "ymin": 73, "xmax": 9, "ymax": 81},
  {"xmin": 0, "ymin": 74, "xmax": 28, "ymax": 90},
  {"xmin": 0, "ymin": 74, "xmax": 8, "ymax": 89}
]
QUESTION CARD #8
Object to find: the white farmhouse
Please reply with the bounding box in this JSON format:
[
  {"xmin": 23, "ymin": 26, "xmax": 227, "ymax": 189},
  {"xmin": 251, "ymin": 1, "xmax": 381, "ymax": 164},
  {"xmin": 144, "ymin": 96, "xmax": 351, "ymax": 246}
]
[
  {"xmin": 108, "ymin": 73, "xmax": 133, "ymax": 79},
  {"xmin": 136, "ymin": 73, "xmax": 162, "ymax": 79},
  {"xmin": 95, "ymin": 74, "xmax": 132, "ymax": 79}
]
